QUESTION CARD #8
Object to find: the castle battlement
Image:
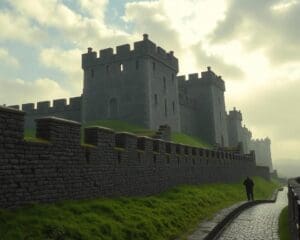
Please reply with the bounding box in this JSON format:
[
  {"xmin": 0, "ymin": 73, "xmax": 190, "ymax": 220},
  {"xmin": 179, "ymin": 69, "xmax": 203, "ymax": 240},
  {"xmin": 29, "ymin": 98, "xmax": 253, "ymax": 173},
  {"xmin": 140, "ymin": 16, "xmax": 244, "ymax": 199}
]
[
  {"xmin": 8, "ymin": 96, "xmax": 82, "ymax": 114},
  {"xmin": 177, "ymin": 68, "xmax": 225, "ymax": 90},
  {"xmin": 228, "ymin": 107, "xmax": 243, "ymax": 121},
  {"xmin": 200, "ymin": 67, "xmax": 226, "ymax": 91},
  {"xmin": 82, "ymin": 34, "xmax": 178, "ymax": 71}
]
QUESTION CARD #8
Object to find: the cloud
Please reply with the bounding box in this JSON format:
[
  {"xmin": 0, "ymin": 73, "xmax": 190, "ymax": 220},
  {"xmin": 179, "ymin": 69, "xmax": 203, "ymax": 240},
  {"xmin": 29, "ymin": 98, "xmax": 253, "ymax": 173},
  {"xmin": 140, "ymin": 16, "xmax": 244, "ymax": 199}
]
[
  {"xmin": 40, "ymin": 48, "xmax": 82, "ymax": 92},
  {"xmin": 0, "ymin": 11, "xmax": 46, "ymax": 44},
  {"xmin": 6, "ymin": 0, "xmax": 130, "ymax": 49},
  {"xmin": 192, "ymin": 41, "xmax": 244, "ymax": 79},
  {"xmin": 0, "ymin": 78, "xmax": 70, "ymax": 105},
  {"xmin": 123, "ymin": 1, "xmax": 182, "ymax": 54},
  {"xmin": 210, "ymin": 0, "xmax": 300, "ymax": 65},
  {"xmin": 78, "ymin": 0, "xmax": 108, "ymax": 20},
  {"xmin": 0, "ymin": 48, "xmax": 19, "ymax": 68}
]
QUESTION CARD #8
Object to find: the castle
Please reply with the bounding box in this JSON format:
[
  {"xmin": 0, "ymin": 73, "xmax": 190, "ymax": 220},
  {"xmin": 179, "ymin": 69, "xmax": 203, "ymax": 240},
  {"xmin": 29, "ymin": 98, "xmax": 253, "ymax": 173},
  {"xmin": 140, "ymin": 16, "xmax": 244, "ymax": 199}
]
[{"xmin": 7, "ymin": 34, "xmax": 273, "ymax": 172}]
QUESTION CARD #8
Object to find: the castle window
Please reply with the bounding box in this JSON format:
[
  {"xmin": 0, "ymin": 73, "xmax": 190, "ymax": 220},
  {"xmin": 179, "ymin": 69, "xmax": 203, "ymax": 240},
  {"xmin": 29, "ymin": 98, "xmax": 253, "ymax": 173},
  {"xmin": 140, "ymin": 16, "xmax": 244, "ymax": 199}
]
[
  {"xmin": 164, "ymin": 99, "xmax": 168, "ymax": 117},
  {"xmin": 136, "ymin": 60, "xmax": 139, "ymax": 70},
  {"xmin": 106, "ymin": 65, "xmax": 109, "ymax": 73},
  {"xmin": 172, "ymin": 101, "xmax": 175, "ymax": 113},
  {"xmin": 120, "ymin": 63, "xmax": 124, "ymax": 72},
  {"xmin": 172, "ymin": 73, "xmax": 175, "ymax": 83},
  {"xmin": 91, "ymin": 69, "xmax": 94, "ymax": 78},
  {"xmin": 163, "ymin": 77, "xmax": 166, "ymax": 92},
  {"xmin": 154, "ymin": 94, "xmax": 158, "ymax": 106},
  {"xmin": 152, "ymin": 62, "xmax": 156, "ymax": 71}
]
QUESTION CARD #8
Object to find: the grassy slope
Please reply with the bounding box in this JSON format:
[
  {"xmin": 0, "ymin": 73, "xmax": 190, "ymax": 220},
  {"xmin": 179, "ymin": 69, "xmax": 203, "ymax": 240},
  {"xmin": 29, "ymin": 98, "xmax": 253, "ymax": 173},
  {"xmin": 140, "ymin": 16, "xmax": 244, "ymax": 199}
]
[
  {"xmin": 0, "ymin": 177, "xmax": 278, "ymax": 240},
  {"xmin": 25, "ymin": 120, "xmax": 212, "ymax": 149},
  {"xmin": 279, "ymin": 206, "xmax": 291, "ymax": 240}
]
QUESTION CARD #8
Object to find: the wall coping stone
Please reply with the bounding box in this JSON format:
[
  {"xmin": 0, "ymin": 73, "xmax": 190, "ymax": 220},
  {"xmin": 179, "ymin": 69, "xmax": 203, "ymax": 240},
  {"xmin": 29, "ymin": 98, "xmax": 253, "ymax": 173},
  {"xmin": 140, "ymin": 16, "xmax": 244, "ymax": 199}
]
[
  {"xmin": 35, "ymin": 116, "xmax": 81, "ymax": 126},
  {"xmin": 85, "ymin": 126, "xmax": 115, "ymax": 133},
  {"xmin": 0, "ymin": 105, "xmax": 25, "ymax": 115}
]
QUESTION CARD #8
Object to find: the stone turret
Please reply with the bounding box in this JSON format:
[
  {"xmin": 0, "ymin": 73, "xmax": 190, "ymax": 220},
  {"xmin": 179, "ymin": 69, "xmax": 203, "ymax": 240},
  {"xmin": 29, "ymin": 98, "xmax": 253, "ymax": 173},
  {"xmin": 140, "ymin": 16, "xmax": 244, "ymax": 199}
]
[
  {"xmin": 178, "ymin": 67, "xmax": 229, "ymax": 147},
  {"xmin": 81, "ymin": 34, "xmax": 180, "ymax": 132}
]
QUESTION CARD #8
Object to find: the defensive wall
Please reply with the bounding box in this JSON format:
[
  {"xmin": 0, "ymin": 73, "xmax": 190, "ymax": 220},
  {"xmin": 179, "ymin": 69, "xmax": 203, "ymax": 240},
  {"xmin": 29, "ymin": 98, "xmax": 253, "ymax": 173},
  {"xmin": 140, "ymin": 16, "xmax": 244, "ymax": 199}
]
[
  {"xmin": 8, "ymin": 96, "xmax": 82, "ymax": 129},
  {"xmin": 0, "ymin": 106, "xmax": 270, "ymax": 209},
  {"xmin": 288, "ymin": 178, "xmax": 300, "ymax": 240}
]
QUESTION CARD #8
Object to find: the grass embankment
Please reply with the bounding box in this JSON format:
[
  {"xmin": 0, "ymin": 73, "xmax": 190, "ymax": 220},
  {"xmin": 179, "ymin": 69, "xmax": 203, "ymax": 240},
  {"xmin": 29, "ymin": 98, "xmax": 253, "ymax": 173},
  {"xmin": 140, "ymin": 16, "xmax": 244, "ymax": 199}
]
[
  {"xmin": 279, "ymin": 206, "xmax": 291, "ymax": 240},
  {"xmin": 0, "ymin": 177, "xmax": 278, "ymax": 240},
  {"xmin": 24, "ymin": 120, "xmax": 212, "ymax": 149}
]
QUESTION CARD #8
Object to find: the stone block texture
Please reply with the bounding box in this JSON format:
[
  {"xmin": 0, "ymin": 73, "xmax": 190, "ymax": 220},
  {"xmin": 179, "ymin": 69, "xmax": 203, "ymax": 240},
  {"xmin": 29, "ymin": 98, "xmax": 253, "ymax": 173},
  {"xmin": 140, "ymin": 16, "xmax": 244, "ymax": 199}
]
[{"xmin": 0, "ymin": 106, "xmax": 270, "ymax": 209}]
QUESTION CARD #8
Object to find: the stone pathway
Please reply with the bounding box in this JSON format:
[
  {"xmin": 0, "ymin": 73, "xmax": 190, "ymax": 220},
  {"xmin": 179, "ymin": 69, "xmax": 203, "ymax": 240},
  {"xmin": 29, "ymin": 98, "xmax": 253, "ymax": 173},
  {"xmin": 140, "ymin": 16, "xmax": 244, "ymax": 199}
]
[
  {"xmin": 187, "ymin": 201, "xmax": 247, "ymax": 240},
  {"xmin": 217, "ymin": 188, "xmax": 287, "ymax": 240}
]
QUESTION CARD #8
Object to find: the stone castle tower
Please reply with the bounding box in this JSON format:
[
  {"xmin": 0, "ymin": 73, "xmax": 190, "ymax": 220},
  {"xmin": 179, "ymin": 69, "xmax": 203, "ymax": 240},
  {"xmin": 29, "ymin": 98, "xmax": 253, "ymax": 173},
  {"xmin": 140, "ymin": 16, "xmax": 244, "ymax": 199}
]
[
  {"xmin": 81, "ymin": 34, "xmax": 180, "ymax": 132},
  {"xmin": 178, "ymin": 69, "xmax": 228, "ymax": 147}
]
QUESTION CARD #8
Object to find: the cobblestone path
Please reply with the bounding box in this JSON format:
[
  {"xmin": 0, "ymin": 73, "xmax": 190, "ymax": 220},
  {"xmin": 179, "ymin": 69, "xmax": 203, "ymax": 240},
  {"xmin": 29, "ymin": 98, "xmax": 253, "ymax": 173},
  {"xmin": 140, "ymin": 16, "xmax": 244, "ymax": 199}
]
[{"xmin": 217, "ymin": 188, "xmax": 287, "ymax": 240}]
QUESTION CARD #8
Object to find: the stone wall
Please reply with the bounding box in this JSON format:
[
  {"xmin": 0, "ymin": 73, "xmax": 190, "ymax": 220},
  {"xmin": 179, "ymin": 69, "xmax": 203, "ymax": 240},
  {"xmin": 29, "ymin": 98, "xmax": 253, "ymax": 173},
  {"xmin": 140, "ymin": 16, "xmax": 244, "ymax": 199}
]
[
  {"xmin": 0, "ymin": 106, "xmax": 269, "ymax": 209},
  {"xmin": 8, "ymin": 96, "xmax": 82, "ymax": 129},
  {"xmin": 288, "ymin": 178, "xmax": 300, "ymax": 240}
]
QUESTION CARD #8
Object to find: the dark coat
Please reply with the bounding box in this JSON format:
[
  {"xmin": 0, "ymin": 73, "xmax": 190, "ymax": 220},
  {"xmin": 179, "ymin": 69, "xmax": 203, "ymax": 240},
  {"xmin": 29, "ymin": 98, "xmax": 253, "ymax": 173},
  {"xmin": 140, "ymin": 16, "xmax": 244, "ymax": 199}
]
[{"xmin": 243, "ymin": 178, "xmax": 254, "ymax": 191}]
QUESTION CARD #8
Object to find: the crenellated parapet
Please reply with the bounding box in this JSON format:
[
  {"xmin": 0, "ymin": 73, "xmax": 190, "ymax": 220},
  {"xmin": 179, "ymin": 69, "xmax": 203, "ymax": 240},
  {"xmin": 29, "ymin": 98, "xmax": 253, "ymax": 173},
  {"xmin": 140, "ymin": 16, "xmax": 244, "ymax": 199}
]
[
  {"xmin": 9, "ymin": 96, "xmax": 82, "ymax": 114},
  {"xmin": 8, "ymin": 96, "xmax": 82, "ymax": 129},
  {"xmin": 201, "ymin": 67, "xmax": 225, "ymax": 91},
  {"xmin": 0, "ymin": 105, "xmax": 269, "ymax": 208},
  {"xmin": 177, "ymin": 68, "xmax": 226, "ymax": 99},
  {"xmin": 82, "ymin": 34, "xmax": 178, "ymax": 71},
  {"xmin": 228, "ymin": 107, "xmax": 243, "ymax": 121}
]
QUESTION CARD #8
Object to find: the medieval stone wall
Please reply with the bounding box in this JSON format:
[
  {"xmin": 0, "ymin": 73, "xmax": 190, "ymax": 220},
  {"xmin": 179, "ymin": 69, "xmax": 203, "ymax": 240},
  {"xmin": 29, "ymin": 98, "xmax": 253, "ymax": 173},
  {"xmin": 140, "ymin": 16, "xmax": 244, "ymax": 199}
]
[
  {"xmin": 0, "ymin": 106, "xmax": 270, "ymax": 209},
  {"xmin": 8, "ymin": 96, "xmax": 82, "ymax": 129}
]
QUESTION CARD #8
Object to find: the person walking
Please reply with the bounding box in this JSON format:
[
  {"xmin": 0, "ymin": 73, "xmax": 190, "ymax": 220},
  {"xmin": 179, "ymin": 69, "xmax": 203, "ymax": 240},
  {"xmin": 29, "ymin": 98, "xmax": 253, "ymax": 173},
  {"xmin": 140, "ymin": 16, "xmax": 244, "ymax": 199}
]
[{"xmin": 243, "ymin": 176, "xmax": 254, "ymax": 201}]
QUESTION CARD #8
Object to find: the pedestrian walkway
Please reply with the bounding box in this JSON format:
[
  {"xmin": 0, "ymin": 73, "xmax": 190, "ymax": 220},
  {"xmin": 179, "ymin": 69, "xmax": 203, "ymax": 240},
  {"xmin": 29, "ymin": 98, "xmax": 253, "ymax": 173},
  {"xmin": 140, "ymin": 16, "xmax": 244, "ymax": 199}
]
[{"xmin": 217, "ymin": 188, "xmax": 287, "ymax": 240}]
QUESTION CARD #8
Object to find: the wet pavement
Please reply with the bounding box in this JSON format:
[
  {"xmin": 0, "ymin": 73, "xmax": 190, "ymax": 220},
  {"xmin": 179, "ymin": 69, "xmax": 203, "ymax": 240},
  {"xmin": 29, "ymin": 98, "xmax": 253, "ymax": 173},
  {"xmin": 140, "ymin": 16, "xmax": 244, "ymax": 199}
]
[{"xmin": 217, "ymin": 188, "xmax": 287, "ymax": 240}]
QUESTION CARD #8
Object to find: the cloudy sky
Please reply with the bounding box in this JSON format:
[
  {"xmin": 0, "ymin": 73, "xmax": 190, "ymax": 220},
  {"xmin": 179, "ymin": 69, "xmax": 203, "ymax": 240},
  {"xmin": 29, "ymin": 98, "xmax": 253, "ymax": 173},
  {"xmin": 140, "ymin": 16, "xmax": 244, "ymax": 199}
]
[{"xmin": 0, "ymin": 0, "xmax": 299, "ymax": 175}]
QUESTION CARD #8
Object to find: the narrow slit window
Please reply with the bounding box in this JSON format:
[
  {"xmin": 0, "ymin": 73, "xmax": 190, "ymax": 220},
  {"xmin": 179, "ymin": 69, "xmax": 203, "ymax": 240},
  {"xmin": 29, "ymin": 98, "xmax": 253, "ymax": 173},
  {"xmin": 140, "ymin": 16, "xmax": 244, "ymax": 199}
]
[
  {"xmin": 164, "ymin": 99, "xmax": 167, "ymax": 117},
  {"xmin": 152, "ymin": 62, "xmax": 156, "ymax": 71},
  {"xmin": 106, "ymin": 65, "xmax": 109, "ymax": 73},
  {"xmin": 120, "ymin": 63, "xmax": 124, "ymax": 72},
  {"xmin": 154, "ymin": 94, "xmax": 158, "ymax": 105},
  {"xmin": 172, "ymin": 101, "xmax": 175, "ymax": 113},
  {"xmin": 163, "ymin": 77, "xmax": 166, "ymax": 92},
  {"xmin": 91, "ymin": 69, "xmax": 94, "ymax": 78}
]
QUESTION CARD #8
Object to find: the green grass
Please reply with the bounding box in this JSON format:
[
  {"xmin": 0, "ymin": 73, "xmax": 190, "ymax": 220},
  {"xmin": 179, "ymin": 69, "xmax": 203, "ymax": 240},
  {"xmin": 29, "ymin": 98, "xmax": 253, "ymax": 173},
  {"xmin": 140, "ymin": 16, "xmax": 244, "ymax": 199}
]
[
  {"xmin": 0, "ymin": 177, "xmax": 279, "ymax": 240},
  {"xmin": 24, "ymin": 120, "xmax": 212, "ymax": 149},
  {"xmin": 171, "ymin": 132, "xmax": 212, "ymax": 149},
  {"xmin": 83, "ymin": 120, "xmax": 155, "ymax": 137},
  {"xmin": 279, "ymin": 206, "xmax": 291, "ymax": 240}
]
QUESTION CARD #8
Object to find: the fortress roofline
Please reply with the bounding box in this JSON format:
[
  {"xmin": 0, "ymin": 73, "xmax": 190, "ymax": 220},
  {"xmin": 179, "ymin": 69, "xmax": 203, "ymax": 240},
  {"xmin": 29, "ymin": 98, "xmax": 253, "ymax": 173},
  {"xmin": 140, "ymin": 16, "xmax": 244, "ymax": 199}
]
[
  {"xmin": 82, "ymin": 34, "xmax": 178, "ymax": 71},
  {"xmin": 176, "ymin": 67, "xmax": 225, "ymax": 90}
]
